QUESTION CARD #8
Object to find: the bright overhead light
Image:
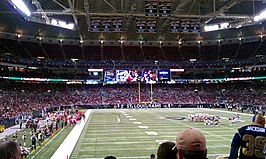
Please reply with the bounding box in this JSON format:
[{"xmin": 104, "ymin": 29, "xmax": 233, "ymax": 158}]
[
  {"xmin": 50, "ymin": 19, "xmax": 75, "ymax": 30},
  {"xmin": 254, "ymin": 10, "xmax": 266, "ymax": 22},
  {"xmin": 11, "ymin": 0, "xmax": 31, "ymax": 16},
  {"xmin": 236, "ymin": 25, "xmax": 242, "ymax": 28},
  {"xmin": 220, "ymin": 22, "xmax": 230, "ymax": 29},
  {"xmin": 204, "ymin": 25, "xmax": 219, "ymax": 32},
  {"xmin": 204, "ymin": 22, "xmax": 230, "ymax": 32}
]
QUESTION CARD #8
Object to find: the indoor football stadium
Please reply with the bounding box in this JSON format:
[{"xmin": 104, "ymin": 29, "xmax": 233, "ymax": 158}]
[{"xmin": 0, "ymin": 0, "xmax": 265, "ymax": 159}]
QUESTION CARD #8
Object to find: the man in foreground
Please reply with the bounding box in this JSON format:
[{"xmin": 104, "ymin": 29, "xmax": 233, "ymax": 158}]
[{"xmin": 175, "ymin": 127, "xmax": 208, "ymax": 159}]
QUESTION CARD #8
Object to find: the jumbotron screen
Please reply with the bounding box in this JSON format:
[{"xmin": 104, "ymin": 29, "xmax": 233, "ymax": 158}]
[{"xmin": 116, "ymin": 70, "xmax": 158, "ymax": 83}]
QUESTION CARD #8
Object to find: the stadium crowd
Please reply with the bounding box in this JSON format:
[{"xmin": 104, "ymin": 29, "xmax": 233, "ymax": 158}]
[{"xmin": 0, "ymin": 82, "xmax": 265, "ymax": 118}]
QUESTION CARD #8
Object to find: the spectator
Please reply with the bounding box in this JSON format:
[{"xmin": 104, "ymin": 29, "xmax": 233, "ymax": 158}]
[
  {"xmin": 229, "ymin": 113, "xmax": 265, "ymax": 159},
  {"xmin": 150, "ymin": 153, "xmax": 156, "ymax": 159},
  {"xmin": 104, "ymin": 156, "xmax": 116, "ymax": 159},
  {"xmin": 157, "ymin": 141, "xmax": 177, "ymax": 159},
  {"xmin": 175, "ymin": 128, "xmax": 208, "ymax": 159},
  {"xmin": 0, "ymin": 140, "xmax": 21, "ymax": 159}
]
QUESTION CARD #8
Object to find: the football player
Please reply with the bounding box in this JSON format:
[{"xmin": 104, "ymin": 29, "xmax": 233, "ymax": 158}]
[
  {"xmin": 117, "ymin": 114, "xmax": 121, "ymax": 124},
  {"xmin": 229, "ymin": 113, "xmax": 266, "ymax": 159}
]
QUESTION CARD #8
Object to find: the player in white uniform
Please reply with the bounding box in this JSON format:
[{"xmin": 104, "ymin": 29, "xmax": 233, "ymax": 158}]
[{"xmin": 117, "ymin": 114, "xmax": 121, "ymax": 124}]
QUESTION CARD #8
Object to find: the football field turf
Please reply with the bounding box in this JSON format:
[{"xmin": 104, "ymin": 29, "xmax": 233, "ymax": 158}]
[{"xmin": 70, "ymin": 108, "xmax": 253, "ymax": 159}]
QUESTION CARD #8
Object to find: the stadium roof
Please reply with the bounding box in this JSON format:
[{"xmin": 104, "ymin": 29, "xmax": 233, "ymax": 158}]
[{"xmin": 0, "ymin": 0, "xmax": 266, "ymax": 42}]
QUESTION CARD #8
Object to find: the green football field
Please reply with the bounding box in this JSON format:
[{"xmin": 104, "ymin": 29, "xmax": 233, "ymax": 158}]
[{"xmin": 69, "ymin": 108, "xmax": 253, "ymax": 159}]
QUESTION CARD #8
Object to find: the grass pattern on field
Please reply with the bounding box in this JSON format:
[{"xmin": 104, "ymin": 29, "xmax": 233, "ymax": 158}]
[{"xmin": 71, "ymin": 108, "xmax": 253, "ymax": 159}]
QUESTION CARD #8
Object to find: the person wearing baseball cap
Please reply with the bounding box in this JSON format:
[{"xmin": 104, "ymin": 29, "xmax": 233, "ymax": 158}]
[{"xmin": 175, "ymin": 128, "xmax": 208, "ymax": 159}]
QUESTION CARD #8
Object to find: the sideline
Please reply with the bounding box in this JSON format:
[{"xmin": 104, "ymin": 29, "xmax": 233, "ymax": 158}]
[
  {"xmin": 31, "ymin": 128, "xmax": 64, "ymax": 159},
  {"xmin": 51, "ymin": 109, "xmax": 92, "ymax": 159},
  {"xmin": 0, "ymin": 124, "xmax": 22, "ymax": 140}
]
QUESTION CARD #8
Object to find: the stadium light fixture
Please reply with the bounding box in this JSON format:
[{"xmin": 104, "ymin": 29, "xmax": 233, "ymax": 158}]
[
  {"xmin": 71, "ymin": 58, "xmax": 78, "ymax": 62},
  {"xmin": 220, "ymin": 23, "xmax": 230, "ymax": 29},
  {"xmin": 204, "ymin": 24, "xmax": 219, "ymax": 32},
  {"xmin": 11, "ymin": 0, "xmax": 31, "ymax": 16},
  {"xmin": 50, "ymin": 19, "xmax": 75, "ymax": 30},
  {"xmin": 204, "ymin": 22, "xmax": 230, "ymax": 32},
  {"xmin": 254, "ymin": 10, "xmax": 266, "ymax": 22},
  {"xmin": 236, "ymin": 25, "xmax": 242, "ymax": 28}
]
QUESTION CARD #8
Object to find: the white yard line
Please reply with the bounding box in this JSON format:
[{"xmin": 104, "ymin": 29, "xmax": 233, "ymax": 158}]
[{"xmin": 50, "ymin": 109, "xmax": 92, "ymax": 159}]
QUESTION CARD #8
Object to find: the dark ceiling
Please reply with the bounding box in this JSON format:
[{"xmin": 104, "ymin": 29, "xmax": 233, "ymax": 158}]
[{"xmin": 0, "ymin": 0, "xmax": 266, "ymax": 41}]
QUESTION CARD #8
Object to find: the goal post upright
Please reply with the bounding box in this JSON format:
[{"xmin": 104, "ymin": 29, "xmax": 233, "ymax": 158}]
[
  {"xmin": 150, "ymin": 83, "xmax": 153, "ymax": 103},
  {"xmin": 138, "ymin": 82, "xmax": 153, "ymax": 104},
  {"xmin": 138, "ymin": 82, "xmax": 141, "ymax": 103}
]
